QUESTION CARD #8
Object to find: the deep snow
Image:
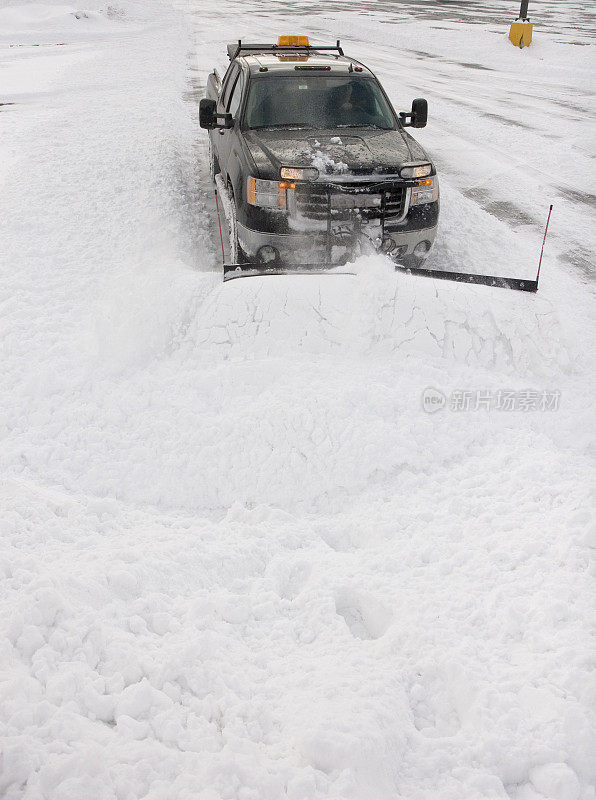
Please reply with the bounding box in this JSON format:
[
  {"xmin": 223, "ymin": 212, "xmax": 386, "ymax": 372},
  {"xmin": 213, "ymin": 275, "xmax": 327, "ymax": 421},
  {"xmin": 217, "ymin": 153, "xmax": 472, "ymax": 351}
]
[{"xmin": 1, "ymin": 1, "xmax": 595, "ymax": 799}]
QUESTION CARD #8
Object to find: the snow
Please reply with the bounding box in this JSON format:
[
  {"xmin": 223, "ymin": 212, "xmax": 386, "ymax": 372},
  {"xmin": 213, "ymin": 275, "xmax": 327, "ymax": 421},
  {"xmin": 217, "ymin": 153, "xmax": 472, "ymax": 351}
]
[
  {"xmin": 310, "ymin": 142, "xmax": 349, "ymax": 174},
  {"xmin": 1, "ymin": 1, "xmax": 595, "ymax": 799}
]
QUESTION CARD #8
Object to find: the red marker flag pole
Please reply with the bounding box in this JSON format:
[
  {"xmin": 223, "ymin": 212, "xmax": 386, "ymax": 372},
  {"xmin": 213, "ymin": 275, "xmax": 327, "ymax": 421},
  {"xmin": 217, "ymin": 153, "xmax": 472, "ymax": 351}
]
[{"xmin": 536, "ymin": 204, "xmax": 553, "ymax": 287}]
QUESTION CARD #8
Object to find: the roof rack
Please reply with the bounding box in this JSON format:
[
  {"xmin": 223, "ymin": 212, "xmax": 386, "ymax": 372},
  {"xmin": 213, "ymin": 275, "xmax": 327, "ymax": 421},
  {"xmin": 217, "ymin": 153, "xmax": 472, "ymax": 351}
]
[{"xmin": 227, "ymin": 40, "xmax": 344, "ymax": 61}]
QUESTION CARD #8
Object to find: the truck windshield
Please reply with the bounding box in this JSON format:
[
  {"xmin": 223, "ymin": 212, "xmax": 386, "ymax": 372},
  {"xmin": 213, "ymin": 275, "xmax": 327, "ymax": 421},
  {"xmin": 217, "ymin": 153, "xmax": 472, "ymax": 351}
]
[{"xmin": 244, "ymin": 75, "xmax": 395, "ymax": 130}]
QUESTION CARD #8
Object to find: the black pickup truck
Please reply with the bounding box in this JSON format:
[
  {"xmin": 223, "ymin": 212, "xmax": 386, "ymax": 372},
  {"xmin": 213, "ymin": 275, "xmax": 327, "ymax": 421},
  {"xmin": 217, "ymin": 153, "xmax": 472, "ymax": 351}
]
[{"xmin": 200, "ymin": 37, "xmax": 439, "ymax": 270}]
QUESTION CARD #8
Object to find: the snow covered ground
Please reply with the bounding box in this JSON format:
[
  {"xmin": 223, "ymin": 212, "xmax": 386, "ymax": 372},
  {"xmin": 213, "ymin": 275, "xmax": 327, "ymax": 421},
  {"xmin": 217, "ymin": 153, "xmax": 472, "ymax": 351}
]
[{"xmin": 1, "ymin": 1, "xmax": 595, "ymax": 798}]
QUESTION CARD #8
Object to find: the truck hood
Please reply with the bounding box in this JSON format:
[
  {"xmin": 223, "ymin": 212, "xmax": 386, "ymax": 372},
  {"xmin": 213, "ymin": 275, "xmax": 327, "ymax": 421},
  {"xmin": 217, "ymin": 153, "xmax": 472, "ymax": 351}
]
[{"xmin": 243, "ymin": 127, "xmax": 429, "ymax": 179}]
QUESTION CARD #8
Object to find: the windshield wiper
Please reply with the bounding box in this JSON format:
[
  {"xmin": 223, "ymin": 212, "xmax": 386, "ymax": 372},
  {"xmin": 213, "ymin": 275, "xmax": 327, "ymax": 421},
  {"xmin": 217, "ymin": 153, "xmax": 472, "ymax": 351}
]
[
  {"xmin": 336, "ymin": 123, "xmax": 390, "ymax": 130},
  {"xmin": 251, "ymin": 123, "xmax": 316, "ymax": 131}
]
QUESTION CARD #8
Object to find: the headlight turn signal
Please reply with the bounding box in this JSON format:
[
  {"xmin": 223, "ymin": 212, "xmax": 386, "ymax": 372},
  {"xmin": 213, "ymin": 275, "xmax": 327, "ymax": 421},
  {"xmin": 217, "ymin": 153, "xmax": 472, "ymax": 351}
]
[
  {"xmin": 410, "ymin": 174, "xmax": 439, "ymax": 206},
  {"xmin": 400, "ymin": 163, "xmax": 432, "ymax": 179},
  {"xmin": 280, "ymin": 166, "xmax": 319, "ymax": 181},
  {"xmin": 247, "ymin": 177, "xmax": 295, "ymax": 209}
]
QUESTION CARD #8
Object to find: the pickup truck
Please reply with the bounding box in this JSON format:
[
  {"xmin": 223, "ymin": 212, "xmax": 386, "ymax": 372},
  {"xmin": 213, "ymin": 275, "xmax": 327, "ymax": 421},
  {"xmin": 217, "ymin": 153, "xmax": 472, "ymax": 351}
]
[{"xmin": 200, "ymin": 36, "xmax": 439, "ymax": 270}]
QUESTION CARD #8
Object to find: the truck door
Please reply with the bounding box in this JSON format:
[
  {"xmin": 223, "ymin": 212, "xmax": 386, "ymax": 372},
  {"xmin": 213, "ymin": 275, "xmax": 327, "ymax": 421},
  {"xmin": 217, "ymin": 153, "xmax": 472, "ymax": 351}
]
[{"xmin": 216, "ymin": 64, "xmax": 244, "ymax": 185}]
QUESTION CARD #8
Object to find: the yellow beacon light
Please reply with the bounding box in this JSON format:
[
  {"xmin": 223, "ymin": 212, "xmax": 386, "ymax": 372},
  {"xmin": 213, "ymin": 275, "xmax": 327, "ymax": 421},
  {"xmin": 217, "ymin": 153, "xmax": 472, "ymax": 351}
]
[{"xmin": 278, "ymin": 35, "xmax": 310, "ymax": 47}]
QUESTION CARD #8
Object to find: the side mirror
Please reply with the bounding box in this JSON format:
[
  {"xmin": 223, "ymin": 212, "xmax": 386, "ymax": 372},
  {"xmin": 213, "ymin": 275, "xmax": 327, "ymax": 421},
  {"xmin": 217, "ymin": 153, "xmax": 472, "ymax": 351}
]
[
  {"xmin": 199, "ymin": 98, "xmax": 234, "ymax": 130},
  {"xmin": 411, "ymin": 98, "xmax": 428, "ymax": 128},
  {"xmin": 199, "ymin": 98, "xmax": 217, "ymax": 129},
  {"xmin": 399, "ymin": 98, "xmax": 428, "ymax": 129}
]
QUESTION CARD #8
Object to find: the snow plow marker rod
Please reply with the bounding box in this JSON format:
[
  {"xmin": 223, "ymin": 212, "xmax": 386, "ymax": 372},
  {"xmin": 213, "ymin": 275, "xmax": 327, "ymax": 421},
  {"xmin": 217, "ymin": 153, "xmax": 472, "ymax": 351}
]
[{"xmin": 536, "ymin": 204, "xmax": 553, "ymax": 284}]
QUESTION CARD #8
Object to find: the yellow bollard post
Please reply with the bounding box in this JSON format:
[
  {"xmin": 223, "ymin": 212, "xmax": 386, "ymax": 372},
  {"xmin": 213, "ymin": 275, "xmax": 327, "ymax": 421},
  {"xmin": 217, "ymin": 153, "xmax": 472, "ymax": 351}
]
[
  {"xmin": 509, "ymin": 21, "xmax": 533, "ymax": 48},
  {"xmin": 509, "ymin": 0, "xmax": 533, "ymax": 48}
]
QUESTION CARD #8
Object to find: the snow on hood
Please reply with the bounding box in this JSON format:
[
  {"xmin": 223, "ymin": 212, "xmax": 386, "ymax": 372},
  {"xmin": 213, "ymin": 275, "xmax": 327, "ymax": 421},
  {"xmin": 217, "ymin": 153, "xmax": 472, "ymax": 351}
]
[{"xmin": 245, "ymin": 128, "xmax": 425, "ymax": 178}]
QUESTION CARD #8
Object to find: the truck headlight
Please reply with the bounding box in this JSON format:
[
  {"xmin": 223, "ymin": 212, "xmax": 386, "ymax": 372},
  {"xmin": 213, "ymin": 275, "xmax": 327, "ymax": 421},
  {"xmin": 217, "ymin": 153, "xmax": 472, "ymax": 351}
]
[
  {"xmin": 400, "ymin": 163, "xmax": 432, "ymax": 179},
  {"xmin": 410, "ymin": 175, "xmax": 439, "ymax": 206},
  {"xmin": 280, "ymin": 166, "xmax": 319, "ymax": 181},
  {"xmin": 247, "ymin": 176, "xmax": 295, "ymax": 209}
]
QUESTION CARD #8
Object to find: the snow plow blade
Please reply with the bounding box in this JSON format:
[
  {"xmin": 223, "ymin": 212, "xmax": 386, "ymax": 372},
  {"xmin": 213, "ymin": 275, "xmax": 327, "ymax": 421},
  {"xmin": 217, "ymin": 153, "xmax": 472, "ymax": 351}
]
[
  {"xmin": 223, "ymin": 264, "xmax": 357, "ymax": 282},
  {"xmin": 395, "ymin": 265, "xmax": 538, "ymax": 292},
  {"xmin": 223, "ymin": 262, "xmax": 539, "ymax": 292}
]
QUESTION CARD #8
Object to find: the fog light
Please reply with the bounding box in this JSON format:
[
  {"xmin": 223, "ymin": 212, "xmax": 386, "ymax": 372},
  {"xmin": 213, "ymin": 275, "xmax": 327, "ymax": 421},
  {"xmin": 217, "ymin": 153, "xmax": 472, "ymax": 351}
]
[
  {"xmin": 257, "ymin": 245, "xmax": 279, "ymax": 264},
  {"xmin": 414, "ymin": 241, "xmax": 431, "ymax": 257},
  {"xmin": 381, "ymin": 236, "xmax": 396, "ymax": 253}
]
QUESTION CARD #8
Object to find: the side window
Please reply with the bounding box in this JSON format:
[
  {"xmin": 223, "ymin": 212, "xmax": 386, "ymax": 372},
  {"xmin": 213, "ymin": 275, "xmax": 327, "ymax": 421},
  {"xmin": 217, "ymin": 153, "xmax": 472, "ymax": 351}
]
[
  {"xmin": 221, "ymin": 64, "xmax": 239, "ymax": 108},
  {"xmin": 227, "ymin": 72, "xmax": 244, "ymax": 118}
]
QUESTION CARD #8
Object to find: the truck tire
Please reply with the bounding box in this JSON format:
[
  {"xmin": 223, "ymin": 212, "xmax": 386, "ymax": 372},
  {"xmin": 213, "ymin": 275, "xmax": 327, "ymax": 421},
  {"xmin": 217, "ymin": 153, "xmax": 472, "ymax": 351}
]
[
  {"xmin": 208, "ymin": 138, "xmax": 219, "ymax": 184},
  {"xmin": 227, "ymin": 184, "xmax": 248, "ymax": 265}
]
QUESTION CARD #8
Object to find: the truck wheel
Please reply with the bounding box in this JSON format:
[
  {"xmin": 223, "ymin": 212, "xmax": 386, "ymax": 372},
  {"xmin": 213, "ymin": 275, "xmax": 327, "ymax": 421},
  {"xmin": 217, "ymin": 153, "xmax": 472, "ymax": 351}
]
[{"xmin": 208, "ymin": 138, "xmax": 220, "ymax": 183}]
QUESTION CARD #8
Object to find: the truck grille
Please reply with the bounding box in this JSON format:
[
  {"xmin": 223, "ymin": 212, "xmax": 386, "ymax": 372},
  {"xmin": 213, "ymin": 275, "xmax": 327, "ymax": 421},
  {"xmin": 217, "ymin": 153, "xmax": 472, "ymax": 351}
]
[{"xmin": 294, "ymin": 182, "xmax": 407, "ymax": 222}]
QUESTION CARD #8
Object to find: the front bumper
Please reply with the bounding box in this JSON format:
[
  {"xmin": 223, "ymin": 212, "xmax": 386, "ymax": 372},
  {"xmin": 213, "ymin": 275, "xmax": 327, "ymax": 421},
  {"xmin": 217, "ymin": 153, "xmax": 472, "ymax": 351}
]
[
  {"xmin": 237, "ymin": 221, "xmax": 438, "ymax": 265},
  {"xmin": 237, "ymin": 179, "xmax": 438, "ymax": 265}
]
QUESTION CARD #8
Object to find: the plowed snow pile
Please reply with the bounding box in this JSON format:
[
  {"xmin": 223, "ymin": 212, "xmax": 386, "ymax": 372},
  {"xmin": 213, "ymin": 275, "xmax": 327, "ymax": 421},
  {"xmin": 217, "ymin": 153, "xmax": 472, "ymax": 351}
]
[
  {"xmin": 194, "ymin": 261, "xmax": 569, "ymax": 370},
  {"xmin": 1, "ymin": 2, "xmax": 594, "ymax": 800}
]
